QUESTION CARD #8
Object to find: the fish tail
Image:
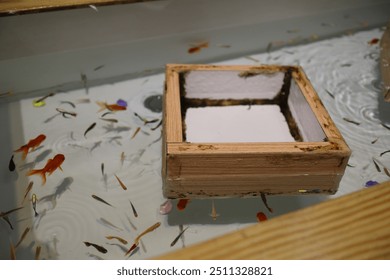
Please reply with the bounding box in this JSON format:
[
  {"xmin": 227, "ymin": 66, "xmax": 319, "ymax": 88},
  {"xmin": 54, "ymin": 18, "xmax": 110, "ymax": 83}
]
[
  {"xmin": 15, "ymin": 145, "xmax": 29, "ymax": 160},
  {"xmin": 96, "ymin": 101, "xmax": 107, "ymax": 113},
  {"xmin": 27, "ymin": 169, "xmax": 47, "ymax": 185}
]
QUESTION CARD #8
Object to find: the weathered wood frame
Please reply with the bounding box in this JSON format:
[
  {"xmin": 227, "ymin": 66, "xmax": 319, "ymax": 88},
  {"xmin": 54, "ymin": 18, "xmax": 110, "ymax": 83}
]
[{"xmin": 163, "ymin": 64, "xmax": 351, "ymax": 198}]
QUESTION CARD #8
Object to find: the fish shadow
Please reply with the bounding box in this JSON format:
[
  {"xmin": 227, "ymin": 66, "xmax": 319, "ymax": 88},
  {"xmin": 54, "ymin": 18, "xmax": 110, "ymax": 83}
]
[
  {"xmin": 18, "ymin": 149, "xmax": 52, "ymax": 171},
  {"xmin": 102, "ymin": 124, "xmax": 131, "ymax": 134},
  {"xmin": 40, "ymin": 177, "xmax": 74, "ymax": 209}
]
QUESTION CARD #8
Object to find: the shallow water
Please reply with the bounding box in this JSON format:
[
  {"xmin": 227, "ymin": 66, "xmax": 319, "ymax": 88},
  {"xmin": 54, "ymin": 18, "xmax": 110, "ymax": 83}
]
[{"xmin": 0, "ymin": 27, "xmax": 389, "ymax": 260}]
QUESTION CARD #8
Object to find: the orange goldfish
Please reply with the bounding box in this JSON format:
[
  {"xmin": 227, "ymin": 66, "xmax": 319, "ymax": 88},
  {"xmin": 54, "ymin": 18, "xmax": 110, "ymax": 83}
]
[
  {"xmin": 14, "ymin": 134, "xmax": 46, "ymax": 160},
  {"xmin": 27, "ymin": 154, "xmax": 65, "ymax": 185},
  {"xmin": 188, "ymin": 42, "xmax": 209, "ymax": 54},
  {"xmin": 96, "ymin": 101, "xmax": 126, "ymax": 113}
]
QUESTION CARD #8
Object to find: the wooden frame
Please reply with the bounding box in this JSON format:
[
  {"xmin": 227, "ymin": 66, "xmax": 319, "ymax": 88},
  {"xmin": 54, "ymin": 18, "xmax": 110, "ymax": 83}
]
[{"xmin": 162, "ymin": 64, "xmax": 351, "ymax": 198}]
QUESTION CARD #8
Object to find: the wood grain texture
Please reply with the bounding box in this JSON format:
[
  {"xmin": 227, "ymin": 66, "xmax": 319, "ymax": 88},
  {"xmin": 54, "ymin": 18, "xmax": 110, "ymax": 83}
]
[
  {"xmin": 157, "ymin": 181, "xmax": 390, "ymax": 259},
  {"xmin": 0, "ymin": 0, "xmax": 156, "ymax": 15},
  {"xmin": 380, "ymin": 22, "xmax": 390, "ymax": 102}
]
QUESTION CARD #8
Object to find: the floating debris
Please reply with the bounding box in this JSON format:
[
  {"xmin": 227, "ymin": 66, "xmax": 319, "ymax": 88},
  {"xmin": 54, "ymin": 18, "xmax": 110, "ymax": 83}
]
[
  {"xmin": 365, "ymin": 180, "xmax": 379, "ymax": 187},
  {"xmin": 159, "ymin": 200, "xmax": 172, "ymax": 215},
  {"xmin": 170, "ymin": 226, "xmax": 189, "ymax": 247},
  {"xmin": 116, "ymin": 99, "xmax": 127, "ymax": 107}
]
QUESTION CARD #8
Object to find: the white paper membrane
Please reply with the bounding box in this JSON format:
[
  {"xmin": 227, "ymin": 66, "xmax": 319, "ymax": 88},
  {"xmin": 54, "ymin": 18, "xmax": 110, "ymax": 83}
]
[
  {"xmin": 184, "ymin": 71, "xmax": 284, "ymax": 99},
  {"xmin": 185, "ymin": 105, "xmax": 295, "ymax": 142}
]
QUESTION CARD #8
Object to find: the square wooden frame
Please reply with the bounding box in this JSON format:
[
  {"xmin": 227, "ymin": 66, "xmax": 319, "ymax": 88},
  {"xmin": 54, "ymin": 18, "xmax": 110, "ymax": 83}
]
[{"xmin": 162, "ymin": 64, "xmax": 351, "ymax": 198}]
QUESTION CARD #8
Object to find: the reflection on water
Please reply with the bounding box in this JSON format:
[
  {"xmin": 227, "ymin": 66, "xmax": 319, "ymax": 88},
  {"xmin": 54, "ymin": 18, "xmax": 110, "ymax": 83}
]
[{"xmin": 1, "ymin": 27, "xmax": 389, "ymax": 260}]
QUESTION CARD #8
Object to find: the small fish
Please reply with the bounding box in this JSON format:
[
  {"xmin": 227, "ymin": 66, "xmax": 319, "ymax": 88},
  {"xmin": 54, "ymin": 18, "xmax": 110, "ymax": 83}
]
[
  {"xmin": 170, "ymin": 226, "xmax": 189, "ymax": 247},
  {"xmin": 99, "ymin": 118, "xmax": 118, "ymax": 123},
  {"xmin": 343, "ymin": 117, "xmax": 360, "ymax": 125},
  {"xmin": 0, "ymin": 91, "xmax": 13, "ymax": 98},
  {"xmin": 0, "ymin": 206, "xmax": 24, "ymax": 218},
  {"xmin": 114, "ymin": 174, "xmax": 127, "ymax": 190},
  {"xmin": 120, "ymin": 152, "xmax": 125, "ymax": 166},
  {"xmin": 96, "ymin": 101, "xmax": 126, "ymax": 112},
  {"xmin": 129, "ymin": 200, "xmax": 138, "ymax": 218},
  {"xmin": 131, "ymin": 127, "xmax": 141, "ymax": 139},
  {"xmin": 100, "ymin": 218, "xmax": 123, "ymax": 231},
  {"xmin": 159, "ymin": 200, "xmax": 172, "ymax": 215},
  {"xmin": 266, "ymin": 42, "xmax": 273, "ymax": 53},
  {"xmin": 93, "ymin": 65, "xmax": 105, "ymax": 71},
  {"xmin": 35, "ymin": 245, "xmax": 41, "ymax": 260},
  {"xmin": 22, "ymin": 181, "xmax": 34, "ymax": 203},
  {"xmin": 84, "ymin": 122, "xmax": 96, "ymax": 138},
  {"xmin": 56, "ymin": 108, "xmax": 77, "ymax": 117},
  {"xmin": 10, "ymin": 240, "xmax": 16, "ymax": 260},
  {"xmin": 101, "ymin": 163, "xmax": 104, "ymax": 176},
  {"xmin": 92, "ymin": 194, "xmax": 113, "ymax": 207},
  {"xmin": 256, "ymin": 211, "xmax": 268, "ymax": 222},
  {"xmin": 81, "ymin": 73, "xmax": 88, "ymax": 94},
  {"xmin": 261, "ymin": 193, "xmax": 273, "ymax": 213},
  {"xmin": 83, "ymin": 241, "xmax": 107, "ymax": 254},
  {"xmin": 373, "ymin": 158, "xmax": 381, "ymax": 172},
  {"xmin": 188, "ymin": 42, "xmax": 209, "ymax": 54},
  {"xmin": 76, "ymin": 98, "xmax": 91, "ymax": 104},
  {"xmin": 15, "ymin": 227, "xmax": 30, "ymax": 248},
  {"xmin": 27, "ymin": 154, "xmax": 65, "ymax": 185},
  {"xmin": 32, "ymin": 194, "xmax": 38, "ymax": 217},
  {"xmin": 125, "ymin": 222, "xmax": 161, "ymax": 256},
  {"xmin": 34, "ymin": 92, "xmax": 55, "ymax": 104},
  {"xmin": 368, "ymin": 38, "xmax": 380, "ymax": 45},
  {"xmin": 209, "ymin": 200, "xmax": 219, "ymax": 221},
  {"xmin": 60, "ymin": 101, "xmax": 76, "ymax": 108},
  {"xmin": 384, "ymin": 167, "xmax": 390, "ymax": 177},
  {"xmin": 347, "ymin": 163, "xmax": 355, "ymax": 168},
  {"xmin": 9, "ymin": 155, "xmax": 15, "ymax": 171},
  {"xmin": 244, "ymin": 56, "xmax": 260, "ymax": 63},
  {"xmin": 2, "ymin": 216, "xmax": 14, "ymax": 230},
  {"xmin": 381, "ymin": 123, "xmax": 390, "ymax": 130},
  {"xmin": 14, "ymin": 134, "xmax": 46, "ymax": 160},
  {"xmin": 380, "ymin": 150, "xmax": 390, "ymax": 157},
  {"xmin": 151, "ymin": 120, "xmax": 162, "ymax": 131},
  {"xmin": 325, "ymin": 89, "xmax": 335, "ymax": 99},
  {"xmin": 106, "ymin": 235, "xmax": 128, "ymax": 245},
  {"xmin": 371, "ymin": 137, "xmax": 379, "ymax": 144},
  {"xmin": 101, "ymin": 111, "xmax": 113, "ymax": 117},
  {"xmin": 177, "ymin": 199, "xmax": 190, "ymax": 211},
  {"xmin": 134, "ymin": 112, "xmax": 158, "ymax": 125}
]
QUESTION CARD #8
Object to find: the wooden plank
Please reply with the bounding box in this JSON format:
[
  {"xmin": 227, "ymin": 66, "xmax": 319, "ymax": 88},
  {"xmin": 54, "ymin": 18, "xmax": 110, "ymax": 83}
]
[
  {"xmin": 380, "ymin": 22, "xmax": 390, "ymax": 102},
  {"xmin": 157, "ymin": 181, "xmax": 390, "ymax": 259},
  {"xmin": 165, "ymin": 65, "xmax": 183, "ymax": 142},
  {"xmin": 0, "ymin": 0, "xmax": 157, "ymax": 15}
]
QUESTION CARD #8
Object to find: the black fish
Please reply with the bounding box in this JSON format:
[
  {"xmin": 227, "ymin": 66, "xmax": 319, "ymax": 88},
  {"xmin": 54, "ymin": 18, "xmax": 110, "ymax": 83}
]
[
  {"xmin": 343, "ymin": 117, "xmax": 360, "ymax": 126},
  {"xmin": 380, "ymin": 150, "xmax": 390, "ymax": 157},
  {"xmin": 129, "ymin": 200, "xmax": 138, "ymax": 218},
  {"xmin": 9, "ymin": 155, "xmax": 15, "ymax": 171},
  {"xmin": 91, "ymin": 194, "xmax": 113, "ymax": 207},
  {"xmin": 83, "ymin": 241, "xmax": 107, "ymax": 254},
  {"xmin": 35, "ymin": 92, "xmax": 55, "ymax": 103},
  {"xmin": 261, "ymin": 193, "xmax": 273, "ymax": 213},
  {"xmin": 170, "ymin": 226, "xmax": 189, "ymax": 247},
  {"xmin": 84, "ymin": 122, "xmax": 96, "ymax": 138},
  {"xmin": 101, "ymin": 163, "xmax": 104, "ymax": 176},
  {"xmin": 373, "ymin": 158, "xmax": 381, "ymax": 172}
]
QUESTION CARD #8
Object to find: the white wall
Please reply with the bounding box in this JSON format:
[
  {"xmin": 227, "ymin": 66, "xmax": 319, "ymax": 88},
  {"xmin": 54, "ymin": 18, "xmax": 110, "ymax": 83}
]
[{"xmin": 0, "ymin": 0, "xmax": 389, "ymax": 97}]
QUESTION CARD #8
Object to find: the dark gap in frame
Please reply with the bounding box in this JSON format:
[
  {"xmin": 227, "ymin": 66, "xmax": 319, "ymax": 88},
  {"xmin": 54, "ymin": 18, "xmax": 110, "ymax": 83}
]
[{"xmin": 179, "ymin": 68, "xmax": 303, "ymax": 142}]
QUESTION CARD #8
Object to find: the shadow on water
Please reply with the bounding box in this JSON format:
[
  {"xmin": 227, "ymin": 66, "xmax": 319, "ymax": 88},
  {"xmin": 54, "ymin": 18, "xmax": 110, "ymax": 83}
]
[{"xmin": 167, "ymin": 195, "xmax": 328, "ymax": 225}]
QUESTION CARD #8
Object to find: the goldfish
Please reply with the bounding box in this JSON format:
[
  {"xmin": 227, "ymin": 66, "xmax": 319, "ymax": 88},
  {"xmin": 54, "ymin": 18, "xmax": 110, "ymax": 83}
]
[
  {"xmin": 177, "ymin": 199, "xmax": 190, "ymax": 211},
  {"xmin": 96, "ymin": 101, "xmax": 126, "ymax": 113},
  {"xmin": 114, "ymin": 174, "xmax": 127, "ymax": 190},
  {"xmin": 14, "ymin": 134, "xmax": 46, "ymax": 160},
  {"xmin": 27, "ymin": 154, "xmax": 65, "ymax": 185},
  {"xmin": 106, "ymin": 235, "xmax": 128, "ymax": 245},
  {"xmin": 188, "ymin": 42, "xmax": 209, "ymax": 54},
  {"xmin": 125, "ymin": 222, "xmax": 161, "ymax": 256},
  {"xmin": 256, "ymin": 211, "xmax": 268, "ymax": 222}
]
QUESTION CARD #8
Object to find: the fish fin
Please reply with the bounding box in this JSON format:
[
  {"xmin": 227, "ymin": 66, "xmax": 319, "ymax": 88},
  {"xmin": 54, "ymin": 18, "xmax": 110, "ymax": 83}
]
[
  {"xmin": 96, "ymin": 101, "xmax": 107, "ymax": 113},
  {"xmin": 27, "ymin": 169, "xmax": 46, "ymax": 185},
  {"xmin": 14, "ymin": 145, "xmax": 29, "ymax": 160}
]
